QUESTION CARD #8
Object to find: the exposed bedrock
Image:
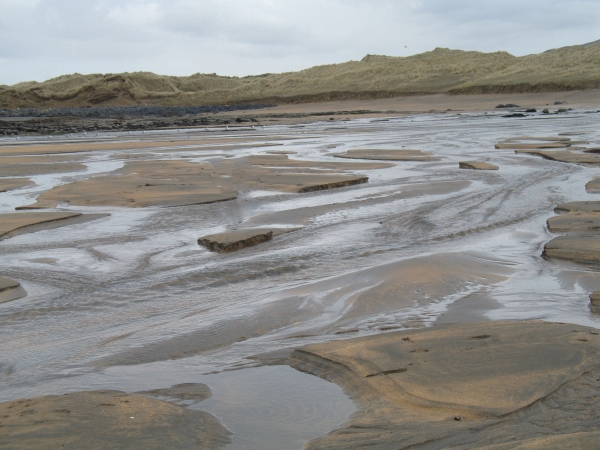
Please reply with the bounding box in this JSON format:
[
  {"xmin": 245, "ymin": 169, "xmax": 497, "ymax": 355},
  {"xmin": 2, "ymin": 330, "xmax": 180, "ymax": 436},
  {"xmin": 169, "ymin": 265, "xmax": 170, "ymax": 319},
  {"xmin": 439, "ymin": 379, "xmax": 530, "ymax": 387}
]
[
  {"xmin": 458, "ymin": 161, "xmax": 498, "ymax": 170},
  {"xmin": 287, "ymin": 321, "xmax": 600, "ymax": 450},
  {"xmin": 199, "ymin": 230, "xmax": 273, "ymax": 252},
  {"xmin": 546, "ymin": 211, "xmax": 600, "ymax": 233},
  {"xmin": 543, "ymin": 235, "xmax": 600, "ymax": 264},
  {"xmin": 198, "ymin": 227, "xmax": 299, "ymax": 252}
]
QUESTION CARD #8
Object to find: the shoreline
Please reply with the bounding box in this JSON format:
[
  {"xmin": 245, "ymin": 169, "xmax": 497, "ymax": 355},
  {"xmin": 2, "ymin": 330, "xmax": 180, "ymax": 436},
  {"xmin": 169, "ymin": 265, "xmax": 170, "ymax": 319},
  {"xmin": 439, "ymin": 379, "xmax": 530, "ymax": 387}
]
[{"xmin": 1, "ymin": 91, "xmax": 599, "ymax": 136}]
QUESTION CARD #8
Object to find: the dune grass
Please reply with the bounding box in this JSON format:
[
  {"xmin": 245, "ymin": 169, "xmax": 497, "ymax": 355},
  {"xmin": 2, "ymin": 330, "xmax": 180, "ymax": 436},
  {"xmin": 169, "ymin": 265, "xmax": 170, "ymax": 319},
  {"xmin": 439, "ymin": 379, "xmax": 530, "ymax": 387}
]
[{"xmin": 1, "ymin": 44, "xmax": 599, "ymax": 109}]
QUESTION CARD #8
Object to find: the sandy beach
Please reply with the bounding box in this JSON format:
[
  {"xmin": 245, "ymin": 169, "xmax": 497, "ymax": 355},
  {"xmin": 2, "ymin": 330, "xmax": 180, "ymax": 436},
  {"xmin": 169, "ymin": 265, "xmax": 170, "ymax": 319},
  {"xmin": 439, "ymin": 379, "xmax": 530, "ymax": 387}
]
[{"xmin": 2, "ymin": 93, "xmax": 600, "ymax": 448}]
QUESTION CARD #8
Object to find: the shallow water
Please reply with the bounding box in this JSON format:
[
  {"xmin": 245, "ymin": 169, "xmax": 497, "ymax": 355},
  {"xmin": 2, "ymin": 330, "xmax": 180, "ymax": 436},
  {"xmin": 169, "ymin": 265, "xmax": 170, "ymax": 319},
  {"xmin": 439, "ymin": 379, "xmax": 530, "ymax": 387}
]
[{"xmin": 2, "ymin": 110, "xmax": 600, "ymax": 447}]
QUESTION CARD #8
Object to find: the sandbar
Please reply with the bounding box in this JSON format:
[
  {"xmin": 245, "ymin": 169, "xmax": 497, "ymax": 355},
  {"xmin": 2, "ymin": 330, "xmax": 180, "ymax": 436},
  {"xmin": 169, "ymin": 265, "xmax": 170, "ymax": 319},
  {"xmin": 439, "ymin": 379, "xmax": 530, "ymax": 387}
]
[
  {"xmin": 0, "ymin": 276, "xmax": 27, "ymax": 303},
  {"xmin": 0, "ymin": 212, "xmax": 109, "ymax": 241},
  {"xmin": 0, "ymin": 178, "xmax": 33, "ymax": 192},
  {"xmin": 334, "ymin": 149, "xmax": 436, "ymax": 161},
  {"xmin": 0, "ymin": 388, "xmax": 230, "ymax": 450},
  {"xmin": 287, "ymin": 321, "xmax": 600, "ymax": 449},
  {"xmin": 515, "ymin": 149, "xmax": 600, "ymax": 165},
  {"xmin": 19, "ymin": 157, "xmax": 380, "ymax": 209},
  {"xmin": 0, "ymin": 162, "xmax": 86, "ymax": 177}
]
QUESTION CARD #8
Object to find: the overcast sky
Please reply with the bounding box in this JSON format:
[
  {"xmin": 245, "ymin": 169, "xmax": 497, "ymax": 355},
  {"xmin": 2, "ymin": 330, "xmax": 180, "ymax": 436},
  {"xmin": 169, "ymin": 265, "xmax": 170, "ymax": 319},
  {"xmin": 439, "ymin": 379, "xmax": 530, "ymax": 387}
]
[{"xmin": 1, "ymin": 0, "xmax": 599, "ymax": 85}]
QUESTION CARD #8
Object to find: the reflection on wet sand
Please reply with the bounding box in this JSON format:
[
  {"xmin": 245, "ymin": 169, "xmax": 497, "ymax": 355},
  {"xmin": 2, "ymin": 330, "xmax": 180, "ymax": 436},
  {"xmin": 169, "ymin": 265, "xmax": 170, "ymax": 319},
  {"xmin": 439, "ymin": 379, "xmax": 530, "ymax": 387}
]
[{"xmin": 1, "ymin": 107, "xmax": 600, "ymax": 448}]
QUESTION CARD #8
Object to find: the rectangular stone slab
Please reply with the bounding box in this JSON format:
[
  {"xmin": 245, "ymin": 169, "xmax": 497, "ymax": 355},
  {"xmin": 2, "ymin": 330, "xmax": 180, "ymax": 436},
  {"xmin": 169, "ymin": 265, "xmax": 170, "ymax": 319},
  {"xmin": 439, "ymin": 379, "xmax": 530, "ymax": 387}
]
[
  {"xmin": 199, "ymin": 229, "xmax": 274, "ymax": 252},
  {"xmin": 547, "ymin": 212, "xmax": 600, "ymax": 233},
  {"xmin": 543, "ymin": 235, "xmax": 600, "ymax": 264},
  {"xmin": 459, "ymin": 161, "xmax": 498, "ymax": 170}
]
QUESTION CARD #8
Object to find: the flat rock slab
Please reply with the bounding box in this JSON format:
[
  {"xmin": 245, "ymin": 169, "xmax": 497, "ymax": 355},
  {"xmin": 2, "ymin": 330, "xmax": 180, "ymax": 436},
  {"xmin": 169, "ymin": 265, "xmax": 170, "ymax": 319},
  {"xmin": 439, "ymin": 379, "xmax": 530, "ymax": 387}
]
[
  {"xmin": 515, "ymin": 149, "xmax": 600, "ymax": 165},
  {"xmin": 496, "ymin": 142, "xmax": 570, "ymax": 149},
  {"xmin": 0, "ymin": 276, "xmax": 27, "ymax": 303},
  {"xmin": 0, "ymin": 389, "xmax": 230, "ymax": 450},
  {"xmin": 0, "ymin": 178, "xmax": 33, "ymax": 192},
  {"xmin": 547, "ymin": 211, "xmax": 600, "ymax": 233},
  {"xmin": 199, "ymin": 228, "xmax": 297, "ymax": 252},
  {"xmin": 288, "ymin": 321, "xmax": 600, "ymax": 449},
  {"xmin": 555, "ymin": 201, "xmax": 600, "ymax": 213},
  {"xmin": 459, "ymin": 161, "xmax": 498, "ymax": 170},
  {"xmin": 0, "ymin": 212, "xmax": 83, "ymax": 239},
  {"xmin": 334, "ymin": 149, "xmax": 437, "ymax": 161},
  {"xmin": 590, "ymin": 291, "xmax": 600, "ymax": 306},
  {"xmin": 586, "ymin": 178, "xmax": 600, "ymax": 193},
  {"xmin": 543, "ymin": 235, "xmax": 600, "ymax": 264}
]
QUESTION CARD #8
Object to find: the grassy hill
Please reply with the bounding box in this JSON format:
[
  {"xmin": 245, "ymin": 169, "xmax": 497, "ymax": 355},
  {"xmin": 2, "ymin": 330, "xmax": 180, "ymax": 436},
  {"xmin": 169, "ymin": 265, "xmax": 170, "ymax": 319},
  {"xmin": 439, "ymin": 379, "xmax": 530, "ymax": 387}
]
[{"xmin": 1, "ymin": 43, "xmax": 599, "ymax": 109}]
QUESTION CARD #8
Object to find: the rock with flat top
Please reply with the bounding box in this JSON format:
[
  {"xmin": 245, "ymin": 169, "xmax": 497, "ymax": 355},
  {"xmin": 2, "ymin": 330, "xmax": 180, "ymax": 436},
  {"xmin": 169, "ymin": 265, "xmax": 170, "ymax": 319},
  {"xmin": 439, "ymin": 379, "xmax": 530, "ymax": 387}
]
[
  {"xmin": 198, "ymin": 228, "xmax": 297, "ymax": 252},
  {"xmin": 288, "ymin": 321, "xmax": 600, "ymax": 450},
  {"xmin": 459, "ymin": 161, "xmax": 498, "ymax": 170},
  {"xmin": 555, "ymin": 201, "xmax": 600, "ymax": 213},
  {"xmin": 0, "ymin": 276, "xmax": 27, "ymax": 303}
]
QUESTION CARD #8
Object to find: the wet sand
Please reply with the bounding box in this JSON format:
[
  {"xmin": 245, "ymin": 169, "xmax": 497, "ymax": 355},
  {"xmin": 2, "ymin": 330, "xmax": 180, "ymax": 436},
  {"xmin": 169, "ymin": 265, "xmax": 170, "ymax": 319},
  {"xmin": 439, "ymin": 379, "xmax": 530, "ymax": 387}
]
[
  {"xmin": 2, "ymin": 97, "xmax": 600, "ymax": 448},
  {"xmin": 0, "ymin": 212, "xmax": 109, "ymax": 241},
  {"xmin": 0, "ymin": 388, "xmax": 230, "ymax": 450},
  {"xmin": 0, "ymin": 276, "xmax": 27, "ymax": 303},
  {"xmin": 288, "ymin": 321, "xmax": 600, "ymax": 449},
  {"xmin": 0, "ymin": 178, "xmax": 33, "ymax": 192},
  {"xmin": 18, "ymin": 156, "xmax": 383, "ymax": 209}
]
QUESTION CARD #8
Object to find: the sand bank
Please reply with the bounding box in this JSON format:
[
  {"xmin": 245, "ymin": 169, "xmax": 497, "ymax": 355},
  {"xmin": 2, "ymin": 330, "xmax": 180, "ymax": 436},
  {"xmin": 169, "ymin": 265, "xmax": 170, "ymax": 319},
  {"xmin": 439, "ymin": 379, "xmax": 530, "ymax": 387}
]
[
  {"xmin": 0, "ymin": 178, "xmax": 33, "ymax": 192},
  {"xmin": 0, "ymin": 276, "xmax": 27, "ymax": 303},
  {"xmin": 0, "ymin": 212, "xmax": 109, "ymax": 241},
  {"xmin": 0, "ymin": 162, "xmax": 86, "ymax": 177},
  {"xmin": 515, "ymin": 150, "xmax": 600, "ymax": 165},
  {"xmin": 334, "ymin": 149, "xmax": 436, "ymax": 162},
  {"xmin": 18, "ymin": 156, "xmax": 381, "ymax": 209},
  {"xmin": 0, "ymin": 388, "xmax": 230, "ymax": 450},
  {"xmin": 0, "ymin": 136, "xmax": 289, "ymax": 157},
  {"xmin": 459, "ymin": 161, "xmax": 498, "ymax": 170},
  {"xmin": 287, "ymin": 321, "xmax": 600, "ymax": 449}
]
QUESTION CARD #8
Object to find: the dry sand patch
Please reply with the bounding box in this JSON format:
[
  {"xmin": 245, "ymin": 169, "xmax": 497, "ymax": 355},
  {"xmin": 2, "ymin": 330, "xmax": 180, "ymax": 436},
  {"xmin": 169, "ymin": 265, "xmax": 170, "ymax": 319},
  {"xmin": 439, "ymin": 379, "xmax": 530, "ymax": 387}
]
[
  {"xmin": 0, "ymin": 389, "xmax": 230, "ymax": 450},
  {"xmin": 287, "ymin": 321, "xmax": 600, "ymax": 449}
]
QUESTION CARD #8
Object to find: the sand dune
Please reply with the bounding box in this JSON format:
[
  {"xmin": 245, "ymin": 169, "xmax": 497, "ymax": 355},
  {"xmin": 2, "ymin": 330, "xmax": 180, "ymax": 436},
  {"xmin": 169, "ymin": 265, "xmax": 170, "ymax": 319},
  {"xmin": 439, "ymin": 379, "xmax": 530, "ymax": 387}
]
[{"xmin": 2, "ymin": 42, "xmax": 599, "ymax": 109}]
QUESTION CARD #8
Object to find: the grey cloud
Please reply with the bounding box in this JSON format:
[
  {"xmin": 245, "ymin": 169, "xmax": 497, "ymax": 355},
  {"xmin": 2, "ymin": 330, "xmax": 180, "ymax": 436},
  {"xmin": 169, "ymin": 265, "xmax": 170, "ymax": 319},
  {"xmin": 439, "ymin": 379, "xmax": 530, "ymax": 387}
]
[{"xmin": 0, "ymin": 0, "xmax": 599, "ymax": 85}]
